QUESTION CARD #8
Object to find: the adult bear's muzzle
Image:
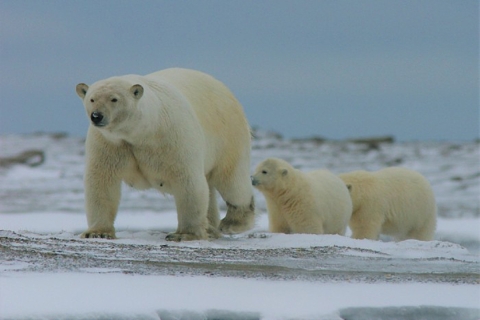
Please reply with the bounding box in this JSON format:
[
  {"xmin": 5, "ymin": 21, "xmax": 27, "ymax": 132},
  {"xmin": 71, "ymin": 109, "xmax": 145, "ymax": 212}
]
[{"xmin": 90, "ymin": 112, "xmax": 105, "ymax": 126}]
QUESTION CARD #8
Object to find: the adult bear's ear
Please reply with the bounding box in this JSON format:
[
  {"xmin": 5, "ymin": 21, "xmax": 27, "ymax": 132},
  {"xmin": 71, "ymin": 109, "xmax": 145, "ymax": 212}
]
[
  {"xmin": 130, "ymin": 84, "xmax": 144, "ymax": 99},
  {"xmin": 76, "ymin": 83, "xmax": 89, "ymax": 99},
  {"xmin": 281, "ymin": 169, "xmax": 288, "ymax": 176}
]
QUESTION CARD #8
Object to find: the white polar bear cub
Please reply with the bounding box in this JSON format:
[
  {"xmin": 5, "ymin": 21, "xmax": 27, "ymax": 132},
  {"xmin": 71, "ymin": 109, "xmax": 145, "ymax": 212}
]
[
  {"xmin": 339, "ymin": 167, "xmax": 437, "ymax": 241},
  {"xmin": 75, "ymin": 68, "xmax": 255, "ymax": 241},
  {"xmin": 252, "ymin": 158, "xmax": 352, "ymax": 235}
]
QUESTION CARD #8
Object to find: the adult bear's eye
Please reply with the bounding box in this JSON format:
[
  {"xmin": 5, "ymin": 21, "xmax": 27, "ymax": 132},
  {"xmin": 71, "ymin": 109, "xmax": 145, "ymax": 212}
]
[
  {"xmin": 262, "ymin": 170, "xmax": 268, "ymax": 174},
  {"xmin": 90, "ymin": 99, "xmax": 94, "ymax": 103},
  {"xmin": 111, "ymin": 98, "xmax": 118, "ymax": 102}
]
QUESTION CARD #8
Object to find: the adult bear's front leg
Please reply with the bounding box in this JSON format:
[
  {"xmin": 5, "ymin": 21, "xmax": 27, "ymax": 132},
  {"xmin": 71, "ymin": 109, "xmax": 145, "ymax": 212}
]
[
  {"xmin": 81, "ymin": 165, "xmax": 122, "ymax": 240},
  {"xmin": 166, "ymin": 177, "xmax": 210, "ymax": 242},
  {"xmin": 80, "ymin": 133, "xmax": 125, "ymax": 240}
]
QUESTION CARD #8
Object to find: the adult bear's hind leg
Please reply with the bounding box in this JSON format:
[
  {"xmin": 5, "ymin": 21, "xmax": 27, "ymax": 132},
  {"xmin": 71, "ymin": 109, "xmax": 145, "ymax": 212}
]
[
  {"xmin": 217, "ymin": 167, "xmax": 256, "ymax": 234},
  {"xmin": 219, "ymin": 197, "xmax": 255, "ymax": 234},
  {"xmin": 206, "ymin": 184, "xmax": 221, "ymax": 239}
]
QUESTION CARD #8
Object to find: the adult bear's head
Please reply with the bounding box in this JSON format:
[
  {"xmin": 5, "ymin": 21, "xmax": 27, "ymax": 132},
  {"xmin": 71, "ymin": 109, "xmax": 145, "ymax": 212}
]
[{"xmin": 76, "ymin": 78, "xmax": 144, "ymax": 133}]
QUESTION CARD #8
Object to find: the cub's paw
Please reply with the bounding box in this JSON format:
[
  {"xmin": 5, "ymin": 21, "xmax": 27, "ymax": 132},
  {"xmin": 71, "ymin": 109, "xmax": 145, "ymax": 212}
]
[
  {"xmin": 80, "ymin": 230, "xmax": 116, "ymax": 239},
  {"xmin": 165, "ymin": 232, "xmax": 207, "ymax": 242}
]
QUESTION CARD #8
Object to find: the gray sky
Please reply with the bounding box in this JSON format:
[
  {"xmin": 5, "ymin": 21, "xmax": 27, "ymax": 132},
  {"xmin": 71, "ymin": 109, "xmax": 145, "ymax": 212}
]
[{"xmin": 1, "ymin": 0, "xmax": 478, "ymax": 141}]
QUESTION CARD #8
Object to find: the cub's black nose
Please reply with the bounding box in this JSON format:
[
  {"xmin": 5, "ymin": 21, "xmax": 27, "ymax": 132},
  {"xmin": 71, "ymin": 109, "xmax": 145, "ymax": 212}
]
[{"xmin": 90, "ymin": 112, "xmax": 104, "ymax": 125}]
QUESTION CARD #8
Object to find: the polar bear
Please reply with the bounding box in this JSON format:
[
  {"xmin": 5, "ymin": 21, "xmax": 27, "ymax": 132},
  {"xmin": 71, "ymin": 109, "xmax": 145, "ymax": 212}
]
[
  {"xmin": 75, "ymin": 68, "xmax": 255, "ymax": 241},
  {"xmin": 251, "ymin": 158, "xmax": 352, "ymax": 235},
  {"xmin": 339, "ymin": 167, "xmax": 437, "ymax": 241}
]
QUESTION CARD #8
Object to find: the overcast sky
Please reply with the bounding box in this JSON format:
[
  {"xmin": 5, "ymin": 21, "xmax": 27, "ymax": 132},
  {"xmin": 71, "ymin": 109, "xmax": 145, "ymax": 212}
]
[{"xmin": 1, "ymin": 0, "xmax": 478, "ymax": 141}]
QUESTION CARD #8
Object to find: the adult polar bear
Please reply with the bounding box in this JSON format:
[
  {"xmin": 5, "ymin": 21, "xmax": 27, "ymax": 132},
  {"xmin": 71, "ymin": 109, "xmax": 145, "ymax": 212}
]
[{"xmin": 75, "ymin": 68, "xmax": 255, "ymax": 241}]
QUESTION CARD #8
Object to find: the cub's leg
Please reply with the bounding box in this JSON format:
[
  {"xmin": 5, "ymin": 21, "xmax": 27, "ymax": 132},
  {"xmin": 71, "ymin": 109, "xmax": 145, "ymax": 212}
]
[
  {"xmin": 283, "ymin": 205, "xmax": 324, "ymax": 235},
  {"xmin": 266, "ymin": 200, "xmax": 290, "ymax": 234},
  {"xmin": 289, "ymin": 218, "xmax": 324, "ymax": 235},
  {"xmin": 406, "ymin": 219, "xmax": 436, "ymax": 241},
  {"xmin": 349, "ymin": 208, "xmax": 383, "ymax": 240}
]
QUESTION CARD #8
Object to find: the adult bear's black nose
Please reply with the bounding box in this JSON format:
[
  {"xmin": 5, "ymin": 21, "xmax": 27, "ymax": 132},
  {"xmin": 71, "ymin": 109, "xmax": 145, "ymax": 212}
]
[{"xmin": 90, "ymin": 112, "xmax": 104, "ymax": 125}]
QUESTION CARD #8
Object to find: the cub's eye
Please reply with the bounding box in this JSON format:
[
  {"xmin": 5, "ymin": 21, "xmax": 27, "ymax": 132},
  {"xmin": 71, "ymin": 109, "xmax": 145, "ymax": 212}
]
[
  {"xmin": 111, "ymin": 98, "xmax": 118, "ymax": 102},
  {"xmin": 262, "ymin": 170, "xmax": 268, "ymax": 174},
  {"xmin": 90, "ymin": 99, "xmax": 94, "ymax": 103}
]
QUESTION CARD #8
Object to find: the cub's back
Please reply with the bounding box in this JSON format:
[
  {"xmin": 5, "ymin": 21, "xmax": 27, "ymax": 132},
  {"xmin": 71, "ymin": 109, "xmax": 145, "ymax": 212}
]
[
  {"xmin": 307, "ymin": 170, "xmax": 352, "ymax": 210},
  {"xmin": 307, "ymin": 170, "xmax": 348, "ymax": 194}
]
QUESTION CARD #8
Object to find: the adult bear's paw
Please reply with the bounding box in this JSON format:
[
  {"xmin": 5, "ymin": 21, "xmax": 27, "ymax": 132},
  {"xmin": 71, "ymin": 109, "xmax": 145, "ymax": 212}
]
[
  {"xmin": 80, "ymin": 229, "xmax": 116, "ymax": 239},
  {"xmin": 219, "ymin": 200, "xmax": 255, "ymax": 234},
  {"xmin": 165, "ymin": 231, "xmax": 208, "ymax": 242}
]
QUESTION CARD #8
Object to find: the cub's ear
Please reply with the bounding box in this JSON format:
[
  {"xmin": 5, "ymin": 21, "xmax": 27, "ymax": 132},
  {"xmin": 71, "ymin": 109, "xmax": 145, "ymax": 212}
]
[
  {"xmin": 130, "ymin": 84, "xmax": 144, "ymax": 99},
  {"xmin": 281, "ymin": 169, "xmax": 288, "ymax": 176},
  {"xmin": 75, "ymin": 83, "xmax": 89, "ymax": 99},
  {"xmin": 346, "ymin": 184, "xmax": 352, "ymax": 192}
]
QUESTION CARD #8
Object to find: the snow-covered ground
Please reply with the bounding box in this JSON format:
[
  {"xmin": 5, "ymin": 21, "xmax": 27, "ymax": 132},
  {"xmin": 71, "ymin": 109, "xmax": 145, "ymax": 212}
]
[{"xmin": 0, "ymin": 133, "xmax": 479, "ymax": 319}]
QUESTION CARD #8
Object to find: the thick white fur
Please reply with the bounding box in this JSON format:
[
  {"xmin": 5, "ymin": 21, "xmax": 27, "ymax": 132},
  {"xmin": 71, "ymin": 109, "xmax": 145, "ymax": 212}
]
[
  {"xmin": 339, "ymin": 167, "xmax": 437, "ymax": 241},
  {"xmin": 252, "ymin": 158, "xmax": 352, "ymax": 235},
  {"xmin": 75, "ymin": 68, "xmax": 254, "ymax": 241}
]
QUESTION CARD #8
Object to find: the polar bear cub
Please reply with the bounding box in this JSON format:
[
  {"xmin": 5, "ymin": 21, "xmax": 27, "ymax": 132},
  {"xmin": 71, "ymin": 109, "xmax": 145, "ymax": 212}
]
[
  {"xmin": 252, "ymin": 158, "xmax": 352, "ymax": 235},
  {"xmin": 75, "ymin": 68, "xmax": 255, "ymax": 241},
  {"xmin": 339, "ymin": 167, "xmax": 437, "ymax": 241}
]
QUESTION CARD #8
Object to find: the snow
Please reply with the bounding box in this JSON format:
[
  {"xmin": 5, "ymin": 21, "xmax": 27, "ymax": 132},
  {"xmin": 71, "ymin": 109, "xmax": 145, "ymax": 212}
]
[
  {"xmin": 1, "ymin": 274, "xmax": 479, "ymax": 319},
  {"xmin": 1, "ymin": 211, "xmax": 478, "ymax": 260},
  {"xmin": 0, "ymin": 133, "xmax": 479, "ymax": 319}
]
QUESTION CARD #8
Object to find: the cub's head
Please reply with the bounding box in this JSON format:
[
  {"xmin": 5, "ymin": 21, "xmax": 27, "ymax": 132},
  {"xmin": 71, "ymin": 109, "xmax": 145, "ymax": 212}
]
[
  {"xmin": 75, "ymin": 78, "xmax": 144, "ymax": 132},
  {"xmin": 251, "ymin": 158, "xmax": 292, "ymax": 192}
]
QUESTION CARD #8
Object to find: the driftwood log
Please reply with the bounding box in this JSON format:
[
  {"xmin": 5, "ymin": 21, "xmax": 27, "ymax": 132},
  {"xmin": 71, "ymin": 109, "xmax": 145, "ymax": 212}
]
[{"xmin": 0, "ymin": 150, "xmax": 45, "ymax": 168}]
